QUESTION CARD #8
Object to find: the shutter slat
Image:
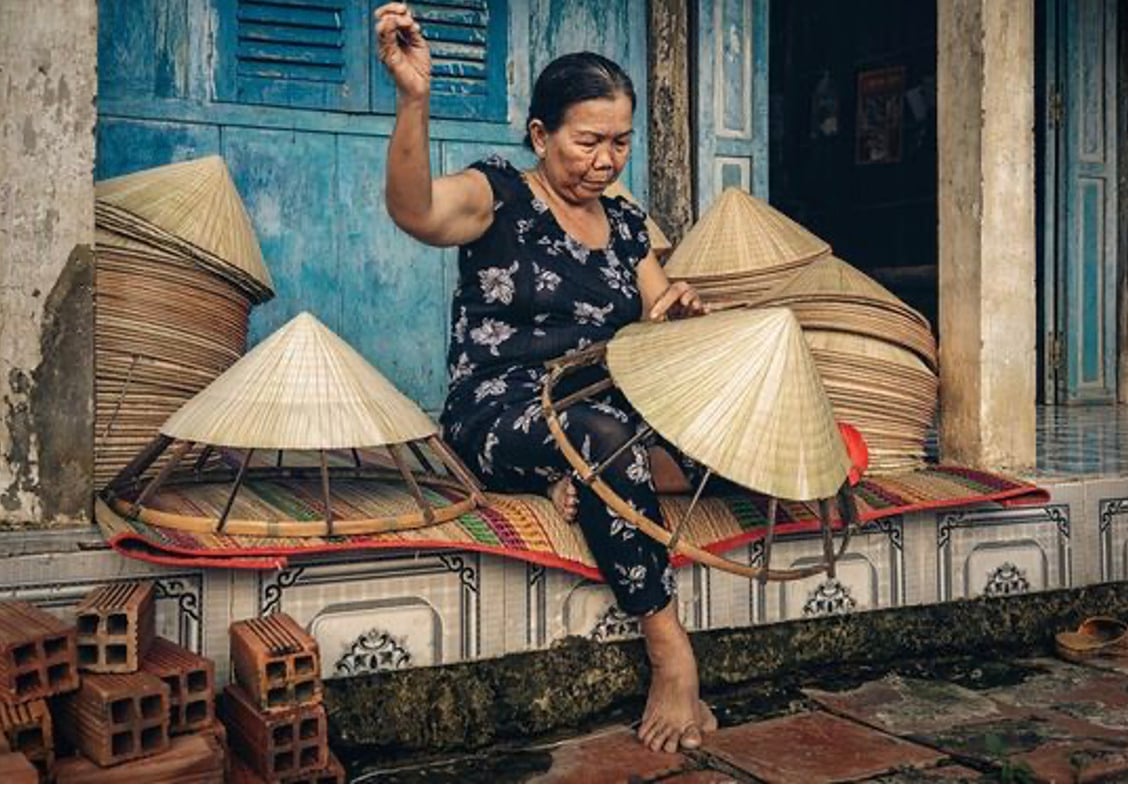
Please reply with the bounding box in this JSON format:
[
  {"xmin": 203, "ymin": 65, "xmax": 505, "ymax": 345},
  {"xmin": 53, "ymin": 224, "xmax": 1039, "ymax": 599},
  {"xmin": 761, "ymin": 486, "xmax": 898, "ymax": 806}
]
[
  {"xmin": 420, "ymin": 21, "xmax": 488, "ymax": 46},
  {"xmin": 411, "ymin": 7, "xmax": 487, "ymax": 26},
  {"xmin": 238, "ymin": 3, "xmax": 343, "ymax": 30},
  {"xmin": 237, "ymin": 41, "xmax": 345, "ymax": 68},
  {"xmin": 429, "ymin": 41, "xmax": 486, "ymax": 62},
  {"xmin": 432, "ymin": 77, "xmax": 488, "ymax": 97},
  {"xmin": 238, "ymin": 59, "xmax": 343, "ymax": 82},
  {"xmin": 414, "ymin": 0, "xmax": 487, "ymax": 10},
  {"xmin": 240, "ymin": 22, "xmax": 343, "ymax": 47},
  {"xmin": 432, "ymin": 60, "xmax": 487, "ymax": 80}
]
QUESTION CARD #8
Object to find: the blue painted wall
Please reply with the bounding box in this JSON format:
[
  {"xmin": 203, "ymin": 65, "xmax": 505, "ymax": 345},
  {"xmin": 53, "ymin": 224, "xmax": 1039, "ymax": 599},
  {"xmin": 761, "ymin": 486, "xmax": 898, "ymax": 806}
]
[{"xmin": 96, "ymin": 0, "xmax": 649, "ymax": 414}]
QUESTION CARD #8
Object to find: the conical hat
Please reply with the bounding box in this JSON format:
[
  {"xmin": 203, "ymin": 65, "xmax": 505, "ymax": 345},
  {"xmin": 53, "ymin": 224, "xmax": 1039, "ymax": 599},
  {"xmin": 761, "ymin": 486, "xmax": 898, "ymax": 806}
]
[
  {"xmin": 663, "ymin": 187, "xmax": 829, "ymax": 280},
  {"xmin": 606, "ymin": 308, "xmax": 851, "ymax": 500},
  {"xmin": 96, "ymin": 156, "xmax": 274, "ymax": 297},
  {"xmin": 604, "ymin": 179, "xmax": 673, "ymax": 255},
  {"xmin": 161, "ymin": 312, "xmax": 437, "ymax": 450},
  {"xmin": 767, "ymin": 254, "xmax": 904, "ymax": 307}
]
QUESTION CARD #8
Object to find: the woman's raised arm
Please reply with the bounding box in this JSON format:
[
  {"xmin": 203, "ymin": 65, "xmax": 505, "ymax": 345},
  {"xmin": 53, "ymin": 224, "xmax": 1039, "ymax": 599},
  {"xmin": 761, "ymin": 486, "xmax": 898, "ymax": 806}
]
[{"xmin": 376, "ymin": 3, "xmax": 493, "ymax": 247}]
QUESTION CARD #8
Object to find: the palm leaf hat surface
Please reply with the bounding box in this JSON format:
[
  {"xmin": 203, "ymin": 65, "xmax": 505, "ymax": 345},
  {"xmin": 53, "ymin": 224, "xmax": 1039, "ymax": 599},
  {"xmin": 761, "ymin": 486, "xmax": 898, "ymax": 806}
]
[
  {"xmin": 96, "ymin": 155, "xmax": 274, "ymax": 302},
  {"xmin": 663, "ymin": 187, "xmax": 830, "ymax": 303},
  {"xmin": 538, "ymin": 307, "xmax": 857, "ymax": 583},
  {"xmin": 103, "ymin": 312, "xmax": 484, "ymax": 538}
]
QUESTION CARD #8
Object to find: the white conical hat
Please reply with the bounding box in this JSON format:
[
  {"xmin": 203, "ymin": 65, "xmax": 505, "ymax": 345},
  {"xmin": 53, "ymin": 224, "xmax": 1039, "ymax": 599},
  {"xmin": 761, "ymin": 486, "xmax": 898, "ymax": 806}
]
[
  {"xmin": 96, "ymin": 155, "xmax": 274, "ymax": 298},
  {"xmin": 605, "ymin": 308, "xmax": 851, "ymax": 501},
  {"xmin": 604, "ymin": 179, "xmax": 673, "ymax": 255},
  {"xmin": 161, "ymin": 312, "xmax": 437, "ymax": 449},
  {"xmin": 663, "ymin": 187, "xmax": 829, "ymax": 280}
]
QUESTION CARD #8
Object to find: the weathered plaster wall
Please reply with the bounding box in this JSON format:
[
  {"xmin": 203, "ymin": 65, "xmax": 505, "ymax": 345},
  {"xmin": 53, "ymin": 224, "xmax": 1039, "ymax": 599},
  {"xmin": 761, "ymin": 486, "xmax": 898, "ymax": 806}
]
[
  {"xmin": 937, "ymin": 0, "xmax": 1036, "ymax": 470},
  {"xmin": 647, "ymin": 0, "xmax": 693, "ymax": 246},
  {"xmin": 0, "ymin": 1, "xmax": 97, "ymax": 527},
  {"xmin": 1119, "ymin": 0, "xmax": 1127, "ymax": 403}
]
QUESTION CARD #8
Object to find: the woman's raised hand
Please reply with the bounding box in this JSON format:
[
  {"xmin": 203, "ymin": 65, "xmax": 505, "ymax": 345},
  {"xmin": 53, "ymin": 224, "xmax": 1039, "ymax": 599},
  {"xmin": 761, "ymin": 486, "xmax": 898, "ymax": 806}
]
[{"xmin": 374, "ymin": 3, "xmax": 431, "ymax": 101}]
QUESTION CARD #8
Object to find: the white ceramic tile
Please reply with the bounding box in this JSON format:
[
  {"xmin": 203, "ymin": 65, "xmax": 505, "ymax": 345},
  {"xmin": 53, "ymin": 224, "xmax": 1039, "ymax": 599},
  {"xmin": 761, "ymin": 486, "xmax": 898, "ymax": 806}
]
[{"xmin": 1082, "ymin": 477, "xmax": 1128, "ymax": 583}]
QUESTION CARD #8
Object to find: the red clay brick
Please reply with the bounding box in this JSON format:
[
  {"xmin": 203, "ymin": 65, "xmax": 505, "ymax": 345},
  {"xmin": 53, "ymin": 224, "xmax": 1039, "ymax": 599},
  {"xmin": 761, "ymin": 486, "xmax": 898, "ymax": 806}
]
[
  {"xmin": 221, "ymin": 683, "xmax": 327, "ymax": 782},
  {"xmin": 141, "ymin": 637, "xmax": 215, "ymax": 735},
  {"xmin": 0, "ymin": 751, "xmax": 39, "ymax": 783},
  {"xmin": 230, "ymin": 749, "xmax": 345, "ymax": 784},
  {"xmin": 700, "ymin": 711, "xmax": 945, "ymax": 783},
  {"xmin": 55, "ymin": 671, "xmax": 169, "ymax": 767},
  {"xmin": 75, "ymin": 582, "xmax": 156, "ymax": 673},
  {"xmin": 527, "ymin": 726, "xmax": 688, "ymax": 784},
  {"xmin": 656, "ymin": 769, "xmax": 739, "ymax": 783},
  {"xmin": 54, "ymin": 731, "xmax": 225, "ymax": 784},
  {"xmin": 0, "ymin": 699, "xmax": 53, "ymax": 780},
  {"xmin": 229, "ymin": 614, "xmax": 322, "ymax": 712},
  {"xmin": 0, "ymin": 601, "xmax": 78, "ymax": 704}
]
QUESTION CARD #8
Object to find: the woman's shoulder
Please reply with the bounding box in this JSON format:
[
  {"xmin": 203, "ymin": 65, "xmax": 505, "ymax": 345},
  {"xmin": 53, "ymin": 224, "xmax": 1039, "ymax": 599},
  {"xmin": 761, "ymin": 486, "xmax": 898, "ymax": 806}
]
[{"xmin": 465, "ymin": 154, "xmax": 528, "ymax": 209}]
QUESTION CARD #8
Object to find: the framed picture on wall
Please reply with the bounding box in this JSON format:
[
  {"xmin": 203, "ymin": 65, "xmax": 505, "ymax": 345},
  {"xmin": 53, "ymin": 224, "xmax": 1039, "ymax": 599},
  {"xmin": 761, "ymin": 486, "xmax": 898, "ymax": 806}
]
[{"xmin": 855, "ymin": 66, "xmax": 905, "ymax": 165}]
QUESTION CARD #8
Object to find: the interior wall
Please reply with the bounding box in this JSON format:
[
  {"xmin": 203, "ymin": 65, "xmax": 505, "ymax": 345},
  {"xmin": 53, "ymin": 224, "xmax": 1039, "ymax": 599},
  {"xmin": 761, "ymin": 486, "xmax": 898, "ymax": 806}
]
[{"xmin": 768, "ymin": 0, "xmax": 938, "ymax": 328}]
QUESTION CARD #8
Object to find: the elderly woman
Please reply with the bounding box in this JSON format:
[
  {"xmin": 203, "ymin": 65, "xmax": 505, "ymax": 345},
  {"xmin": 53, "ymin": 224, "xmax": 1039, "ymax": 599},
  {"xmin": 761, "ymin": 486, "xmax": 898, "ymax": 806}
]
[{"xmin": 375, "ymin": 3, "xmax": 716, "ymax": 753}]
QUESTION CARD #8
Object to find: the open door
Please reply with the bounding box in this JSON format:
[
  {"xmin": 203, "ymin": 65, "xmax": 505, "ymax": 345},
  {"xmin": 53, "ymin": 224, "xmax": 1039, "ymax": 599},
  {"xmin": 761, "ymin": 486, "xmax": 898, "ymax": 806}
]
[{"xmin": 1043, "ymin": 0, "xmax": 1119, "ymax": 404}]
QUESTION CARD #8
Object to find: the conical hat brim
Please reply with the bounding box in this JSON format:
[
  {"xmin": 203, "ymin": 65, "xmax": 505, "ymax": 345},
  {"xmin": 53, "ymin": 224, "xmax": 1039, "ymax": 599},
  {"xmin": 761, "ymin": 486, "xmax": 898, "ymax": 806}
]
[
  {"xmin": 161, "ymin": 312, "xmax": 437, "ymax": 449},
  {"xmin": 96, "ymin": 156, "xmax": 274, "ymax": 298},
  {"xmin": 664, "ymin": 187, "xmax": 829, "ymax": 280},
  {"xmin": 604, "ymin": 179, "xmax": 673, "ymax": 254},
  {"xmin": 766, "ymin": 254, "xmax": 909, "ymax": 309},
  {"xmin": 606, "ymin": 308, "xmax": 851, "ymax": 501}
]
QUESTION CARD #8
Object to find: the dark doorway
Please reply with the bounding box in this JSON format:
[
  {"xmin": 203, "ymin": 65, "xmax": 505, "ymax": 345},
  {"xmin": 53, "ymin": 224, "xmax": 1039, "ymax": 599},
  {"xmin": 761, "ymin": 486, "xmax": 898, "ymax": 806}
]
[{"xmin": 768, "ymin": 0, "xmax": 938, "ymax": 330}]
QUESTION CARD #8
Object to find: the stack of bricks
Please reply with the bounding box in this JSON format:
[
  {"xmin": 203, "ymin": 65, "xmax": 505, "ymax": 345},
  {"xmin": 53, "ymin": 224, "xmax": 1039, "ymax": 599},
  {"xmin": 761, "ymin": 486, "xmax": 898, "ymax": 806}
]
[
  {"xmin": 222, "ymin": 613, "xmax": 343, "ymax": 784},
  {"xmin": 0, "ymin": 600, "xmax": 79, "ymax": 781},
  {"xmin": 50, "ymin": 582, "xmax": 225, "ymax": 783}
]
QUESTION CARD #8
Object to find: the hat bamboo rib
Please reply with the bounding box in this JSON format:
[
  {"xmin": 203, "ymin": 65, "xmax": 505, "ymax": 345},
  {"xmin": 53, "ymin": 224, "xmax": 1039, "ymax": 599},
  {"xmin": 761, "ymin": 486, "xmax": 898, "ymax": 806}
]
[
  {"xmin": 96, "ymin": 155, "xmax": 274, "ymax": 298},
  {"xmin": 604, "ymin": 179, "xmax": 673, "ymax": 255},
  {"xmin": 161, "ymin": 312, "xmax": 437, "ymax": 450},
  {"xmin": 664, "ymin": 187, "xmax": 830, "ymax": 280},
  {"xmin": 606, "ymin": 308, "xmax": 851, "ymax": 501}
]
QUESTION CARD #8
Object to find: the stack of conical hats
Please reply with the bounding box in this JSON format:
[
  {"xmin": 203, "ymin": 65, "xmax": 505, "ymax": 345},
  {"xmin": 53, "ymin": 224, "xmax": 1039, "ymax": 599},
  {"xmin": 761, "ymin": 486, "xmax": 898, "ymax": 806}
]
[
  {"xmin": 103, "ymin": 312, "xmax": 483, "ymax": 537},
  {"xmin": 755, "ymin": 255, "xmax": 938, "ymax": 474},
  {"xmin": 94, "ymin": 156, "xmax": 274, "ymax": 486},
  {"xmin": 663, "ymin": 187, "xmax": 830, "ymax": 304},
  {"xmin": 606, "ymin": 308, "xmax": 851, "ymax": 502},
  {"xmin": 604, "ymin": 179, "xmax": 673, "ymax": 258}
]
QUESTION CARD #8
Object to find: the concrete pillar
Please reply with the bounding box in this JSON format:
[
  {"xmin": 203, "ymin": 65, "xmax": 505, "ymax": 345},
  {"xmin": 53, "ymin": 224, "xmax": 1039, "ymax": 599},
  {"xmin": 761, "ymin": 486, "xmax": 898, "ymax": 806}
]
[
  {"xmin": 1118, "ymin": 0, "xmax": 1128, "ymax": 404},
  {"xmin": 647, "ymin": 0, "xmax": 694, "ymax": 246},
  {"xmin": 0, "ymin": 0, "xmax": 98, "ymax": 526},
  {"xmin": 937, "ymin": 0, "xmax": 1036, "ymax": 470}
]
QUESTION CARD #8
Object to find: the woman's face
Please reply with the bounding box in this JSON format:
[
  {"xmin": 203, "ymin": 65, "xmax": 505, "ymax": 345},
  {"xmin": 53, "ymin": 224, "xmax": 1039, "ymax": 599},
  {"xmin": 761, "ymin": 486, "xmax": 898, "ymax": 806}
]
[{"xmin": 531, "ymin": 92, "xmax": 634, "ymax": 204}]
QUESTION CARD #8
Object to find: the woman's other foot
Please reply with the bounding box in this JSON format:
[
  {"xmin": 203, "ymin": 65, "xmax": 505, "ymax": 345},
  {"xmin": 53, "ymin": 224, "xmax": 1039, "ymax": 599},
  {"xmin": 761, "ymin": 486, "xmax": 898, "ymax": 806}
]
[
  {"xmin": 547, "ymin": 476, "xmax": 578, "ymax": 522},
  {"xmin": 637, "ymin": 601, "xmax": 706, "ymax": 753}
]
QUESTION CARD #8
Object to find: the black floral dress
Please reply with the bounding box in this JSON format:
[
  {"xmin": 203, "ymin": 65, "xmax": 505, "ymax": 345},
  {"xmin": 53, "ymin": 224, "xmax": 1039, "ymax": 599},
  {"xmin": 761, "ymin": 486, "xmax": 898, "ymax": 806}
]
[{"xmin": 439, "ymin": 155, "xmax": 678, "ymax": 616}]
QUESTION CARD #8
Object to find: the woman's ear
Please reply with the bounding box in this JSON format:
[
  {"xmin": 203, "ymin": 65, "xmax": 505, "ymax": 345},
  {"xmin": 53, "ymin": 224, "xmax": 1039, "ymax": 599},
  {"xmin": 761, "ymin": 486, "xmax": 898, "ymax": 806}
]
[{"xmin": 528, "ymin": 119, "xmax": 548, "ymax": 158}]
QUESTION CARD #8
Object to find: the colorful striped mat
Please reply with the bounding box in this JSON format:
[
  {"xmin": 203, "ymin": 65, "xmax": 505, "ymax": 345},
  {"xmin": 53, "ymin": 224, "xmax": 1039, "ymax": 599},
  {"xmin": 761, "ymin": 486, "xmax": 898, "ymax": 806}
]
[{"xmin": 95, "ymin": 466, "xmax": 1048, "ymax": 576}]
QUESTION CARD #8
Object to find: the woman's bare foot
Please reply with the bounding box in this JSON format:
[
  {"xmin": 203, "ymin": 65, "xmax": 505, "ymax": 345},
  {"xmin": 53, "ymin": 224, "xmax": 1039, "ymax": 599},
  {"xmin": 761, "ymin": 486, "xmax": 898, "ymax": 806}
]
[
  {"xmin": 637, "ymin": 601, "xmax": 705, "ymax": 753},
  {"xmin": 547, "ymin": 476, "xmax": 578, "ymax": 522}
]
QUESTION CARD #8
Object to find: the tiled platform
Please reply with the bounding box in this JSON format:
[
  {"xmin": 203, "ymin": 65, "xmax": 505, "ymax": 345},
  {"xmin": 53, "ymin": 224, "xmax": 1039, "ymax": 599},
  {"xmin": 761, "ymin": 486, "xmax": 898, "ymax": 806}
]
[
  {"xmin": 1, "ymin": 406, "xmax": 1127, "ymax": 685},
  {"xmin": 352, "ymin": 653, "xmax": 1128, "ymax": 784}
]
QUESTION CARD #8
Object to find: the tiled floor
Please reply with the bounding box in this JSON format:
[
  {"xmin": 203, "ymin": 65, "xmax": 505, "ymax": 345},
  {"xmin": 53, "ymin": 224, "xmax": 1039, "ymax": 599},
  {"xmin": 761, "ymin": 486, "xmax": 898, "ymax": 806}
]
[
  {"xmin": 924, "ymin": 405, "xmax": 1128, "ymax": 477},
  {"xmin": 1036, "ymin": 405, "xmax": 1128, "ymax": 477},
  {"xmin": 351, "ymin": 653, "xmax": 1128, "ymax": 784}
]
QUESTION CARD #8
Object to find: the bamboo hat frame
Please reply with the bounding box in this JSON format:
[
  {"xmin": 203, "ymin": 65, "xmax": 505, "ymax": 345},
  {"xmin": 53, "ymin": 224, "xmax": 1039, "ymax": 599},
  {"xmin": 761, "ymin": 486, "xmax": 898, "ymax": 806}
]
[
  {"xmin": 102, "ymin": 312, "xmax": 485, "ymax": 538},
  {"xmin": 539, "ymin": 310, "xmax": 860, "ymax": 583}
]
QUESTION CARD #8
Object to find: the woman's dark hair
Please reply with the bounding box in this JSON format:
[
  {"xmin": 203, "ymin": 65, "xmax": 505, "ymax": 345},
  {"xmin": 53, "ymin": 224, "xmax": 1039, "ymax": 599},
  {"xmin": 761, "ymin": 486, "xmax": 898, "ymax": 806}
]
[{"xmin": 524, "ymin": 52, "xmax": 636, "ymax": 150}]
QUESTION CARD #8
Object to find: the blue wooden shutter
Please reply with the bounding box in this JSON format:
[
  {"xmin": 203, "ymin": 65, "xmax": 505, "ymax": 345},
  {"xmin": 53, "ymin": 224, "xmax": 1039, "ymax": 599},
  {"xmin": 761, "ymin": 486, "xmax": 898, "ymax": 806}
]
[
  {"xmin": 371, "ymin": 0, "xmax": 509, "ymax": 122},
  {"xmin": 216, "ymin": 0, "xmax": 369, "ymax": 111}
]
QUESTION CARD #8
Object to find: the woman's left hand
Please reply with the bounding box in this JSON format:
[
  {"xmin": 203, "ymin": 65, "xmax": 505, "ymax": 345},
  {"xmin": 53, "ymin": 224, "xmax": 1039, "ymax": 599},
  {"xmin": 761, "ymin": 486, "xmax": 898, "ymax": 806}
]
[{"xmin": 648, "ymin": 281, "xmax": 706, "ymax": 321}]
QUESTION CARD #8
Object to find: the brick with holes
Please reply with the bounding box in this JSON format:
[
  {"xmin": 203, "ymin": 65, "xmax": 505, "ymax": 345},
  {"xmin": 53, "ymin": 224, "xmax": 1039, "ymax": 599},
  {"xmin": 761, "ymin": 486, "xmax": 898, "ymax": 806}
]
[
  {"xmin": 140, "ymin": 637, "xmax": 215, "ymax": 734},
  {"xmin": 0, "ymin": 601, "xmax": 78, "ymax": 704},
  {"xmin": 74, "ymin": 582, "xmax": 156, "ymax": 673},
  {"xmin": 221, "ymin": 683, "xmax": 327, "ymax": 782},
  {"xmin": 229, "ymin": 613, "xmax": 322, "ymax": 712},
  {"xmin": 55, "ymin": 671, "xmax": 169, "ymax": 767},
  {"xmin": 0, "ymin": 699, "xmax": 53, "ymax": 781},
  {"xmin": 54, "ymin": 731, "xmax": 225, "ymax": 783},
  {"xmin": 229, "ymin": 748, "xmax": 345, "ymax": 784}
]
